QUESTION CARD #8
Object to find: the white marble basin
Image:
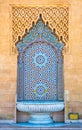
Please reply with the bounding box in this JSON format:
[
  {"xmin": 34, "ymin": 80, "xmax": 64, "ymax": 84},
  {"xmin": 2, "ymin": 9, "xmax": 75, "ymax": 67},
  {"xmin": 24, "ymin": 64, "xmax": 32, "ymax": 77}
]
[
  {"xmin": 16, "ymin": 101, "xmax": 64, "ymax": 125},
  {"xmin": 17, "ymin": 101, "xmax": 64, "ymax": 112}
]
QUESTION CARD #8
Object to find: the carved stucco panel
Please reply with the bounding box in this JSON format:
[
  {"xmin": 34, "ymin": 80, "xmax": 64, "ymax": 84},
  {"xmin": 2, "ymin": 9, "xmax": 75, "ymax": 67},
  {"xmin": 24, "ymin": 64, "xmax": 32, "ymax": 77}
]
[{"xmin": 11, "ymin": 6, "xmax": 69, "ymax": 54}]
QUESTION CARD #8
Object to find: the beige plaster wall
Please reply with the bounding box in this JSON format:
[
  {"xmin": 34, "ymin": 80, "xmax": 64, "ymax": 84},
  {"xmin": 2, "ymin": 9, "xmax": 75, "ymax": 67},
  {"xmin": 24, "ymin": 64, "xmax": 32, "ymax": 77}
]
[
  {"xmin": 0, "ymin": 0, "xmax": 82, "ymax": 120},
  {"xmin": 64, "ymin": 0, "xmax": 82, "ymax": 120}
]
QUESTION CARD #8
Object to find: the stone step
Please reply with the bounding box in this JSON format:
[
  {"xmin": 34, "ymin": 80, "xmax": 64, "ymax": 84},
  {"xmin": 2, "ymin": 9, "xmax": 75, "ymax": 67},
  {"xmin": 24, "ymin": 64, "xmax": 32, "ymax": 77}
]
[
  {"xmin": 0, "ymin": 123, "xmax": 82, "ymax": 130},
  {"xmin": 0, "ymin": 128, "xmax": 82, "ymax": 130}
]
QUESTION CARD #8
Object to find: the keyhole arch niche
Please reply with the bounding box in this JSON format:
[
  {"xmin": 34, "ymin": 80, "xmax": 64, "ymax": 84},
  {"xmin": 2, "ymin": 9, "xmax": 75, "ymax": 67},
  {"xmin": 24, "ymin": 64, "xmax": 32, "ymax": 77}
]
[{"xmin": 16, "ymin": 14, "xmax": 65, "ymax": 125}]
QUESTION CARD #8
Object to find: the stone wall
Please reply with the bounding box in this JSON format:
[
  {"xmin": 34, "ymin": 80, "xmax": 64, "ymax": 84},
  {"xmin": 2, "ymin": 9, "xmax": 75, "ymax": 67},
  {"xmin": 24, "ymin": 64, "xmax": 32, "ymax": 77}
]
[{"xmin": 0, "ymin": 0, "xmax": 82, "ymax": 121}]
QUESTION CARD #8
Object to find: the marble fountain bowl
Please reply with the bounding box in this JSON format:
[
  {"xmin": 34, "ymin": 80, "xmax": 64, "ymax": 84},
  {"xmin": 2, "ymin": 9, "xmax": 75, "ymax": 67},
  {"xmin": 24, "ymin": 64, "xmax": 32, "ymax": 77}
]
[{"xmin": 16, "ymin": 101, "xmax": 64, "ymax": 125}]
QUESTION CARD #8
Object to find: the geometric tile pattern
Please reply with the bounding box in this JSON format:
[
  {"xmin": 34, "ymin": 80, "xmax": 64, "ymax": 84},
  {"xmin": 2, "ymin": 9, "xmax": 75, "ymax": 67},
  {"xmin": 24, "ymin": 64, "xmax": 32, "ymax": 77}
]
[{"xmin": 24, "ymin": 42, "xmax": 57, "ymax": 100}]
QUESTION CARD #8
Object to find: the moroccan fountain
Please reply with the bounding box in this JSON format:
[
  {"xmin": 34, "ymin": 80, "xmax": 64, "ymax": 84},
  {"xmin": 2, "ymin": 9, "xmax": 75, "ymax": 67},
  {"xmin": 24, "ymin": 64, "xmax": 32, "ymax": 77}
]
[{"xmin": 16, "ymin": 14, "xmax": 65, "ymax": 126}]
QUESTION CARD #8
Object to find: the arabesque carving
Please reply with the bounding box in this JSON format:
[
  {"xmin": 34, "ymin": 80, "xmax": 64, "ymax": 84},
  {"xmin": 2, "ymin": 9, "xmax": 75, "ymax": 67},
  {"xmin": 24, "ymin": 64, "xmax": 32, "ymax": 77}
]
[{"xmin": 11, "ymin": 6, "xmax": 69, "ymax": 54}]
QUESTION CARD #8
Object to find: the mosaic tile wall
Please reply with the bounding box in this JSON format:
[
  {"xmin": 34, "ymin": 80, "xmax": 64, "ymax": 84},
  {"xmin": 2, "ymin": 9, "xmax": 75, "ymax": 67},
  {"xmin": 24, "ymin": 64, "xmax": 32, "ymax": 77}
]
[
  {"xmin": 16, "ymin": 17, "xmax": 64, "ymax": 101},
  {"xmin": 24, "ymin": 42, "xmax": 57, "ymax": 100}
]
